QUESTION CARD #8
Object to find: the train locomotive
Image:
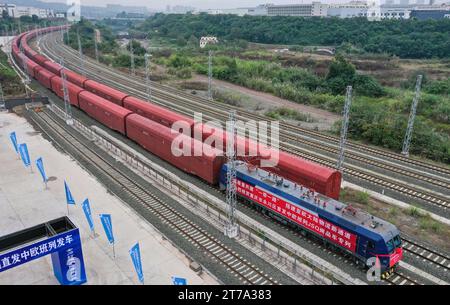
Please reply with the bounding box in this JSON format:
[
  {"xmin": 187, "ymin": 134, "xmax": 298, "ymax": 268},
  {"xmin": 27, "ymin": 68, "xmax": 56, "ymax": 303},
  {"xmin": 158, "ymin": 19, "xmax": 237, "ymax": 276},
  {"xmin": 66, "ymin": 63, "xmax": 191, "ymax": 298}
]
[
  {"xmin": 219, "ymin": 161, "xmax": 403, "ymax": 274},
  {"xmin": 12, "ymin": 26, "xmax": 403, "ymax": 275}
]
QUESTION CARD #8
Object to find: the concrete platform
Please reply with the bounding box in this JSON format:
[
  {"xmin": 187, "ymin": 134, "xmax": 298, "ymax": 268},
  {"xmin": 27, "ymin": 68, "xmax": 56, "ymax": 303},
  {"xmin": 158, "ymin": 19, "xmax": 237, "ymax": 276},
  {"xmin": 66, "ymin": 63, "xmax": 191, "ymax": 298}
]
[{"xmin": 0, "ymin": 112, "xmax": 217, "ymax": 285}]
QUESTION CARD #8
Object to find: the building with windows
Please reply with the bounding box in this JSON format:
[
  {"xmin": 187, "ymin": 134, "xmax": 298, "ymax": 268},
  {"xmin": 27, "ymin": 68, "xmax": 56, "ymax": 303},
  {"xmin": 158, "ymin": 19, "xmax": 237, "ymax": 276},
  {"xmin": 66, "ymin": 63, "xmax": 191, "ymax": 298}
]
[
  {"xmin": 0, "ymin": 4, "xmax": 55, "ymax": 19},
  {"xmin": 266, "ymin": 2, "xmax": 327, "ymax": 17},
  {"xmin": 203, "ymin": 1, "xmax": 449, "ymax": 19}
]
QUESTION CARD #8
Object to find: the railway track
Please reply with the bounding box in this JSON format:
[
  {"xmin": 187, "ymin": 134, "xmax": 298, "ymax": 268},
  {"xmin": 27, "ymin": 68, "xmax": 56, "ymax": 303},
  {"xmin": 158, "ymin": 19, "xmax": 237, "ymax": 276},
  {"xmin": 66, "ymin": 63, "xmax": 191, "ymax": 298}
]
[
  {"xmin": 28, "ymin": 108, "xmax": 280, "ymax": 285},
  {"xmin": 385, "ymin": 271, "xmax": 421, "ymax": 285},
  {"xmin": 36, "ymin": 33, "xmax": 450, "ymax": 213},
  {"xmin": 29, "ymin": 88, "xmax": 441, "ymax": 286},
  {"xmin": 40, "ymin": 33, "xmax": 450, "ymax": 179},
  {"xmin": 402, "ymin": 238, "xmax": 450, "ymax": 273}
]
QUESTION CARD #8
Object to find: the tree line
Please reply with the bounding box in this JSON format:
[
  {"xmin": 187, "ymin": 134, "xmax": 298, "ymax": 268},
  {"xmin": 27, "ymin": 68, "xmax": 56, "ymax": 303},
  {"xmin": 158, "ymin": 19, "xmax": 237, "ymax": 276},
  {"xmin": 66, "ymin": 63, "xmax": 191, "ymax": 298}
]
[{"xmin": 138, "ymin": 13, "xmax": 450, "ymax": 59}]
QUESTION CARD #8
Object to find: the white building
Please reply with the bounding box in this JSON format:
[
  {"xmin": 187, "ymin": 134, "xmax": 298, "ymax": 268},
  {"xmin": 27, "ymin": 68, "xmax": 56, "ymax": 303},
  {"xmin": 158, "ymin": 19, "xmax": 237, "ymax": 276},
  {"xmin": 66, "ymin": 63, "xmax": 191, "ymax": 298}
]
[
  {"xmin": 266, "ymin": 2, "xmax": 328, "ymax": 16},
  {"xmin": 328, "ymin": 1, "xmax": 369, "ymax": 18},
  {"xmin": 0, "ymin": 4, "xmax": 55, "ymax": 19}
]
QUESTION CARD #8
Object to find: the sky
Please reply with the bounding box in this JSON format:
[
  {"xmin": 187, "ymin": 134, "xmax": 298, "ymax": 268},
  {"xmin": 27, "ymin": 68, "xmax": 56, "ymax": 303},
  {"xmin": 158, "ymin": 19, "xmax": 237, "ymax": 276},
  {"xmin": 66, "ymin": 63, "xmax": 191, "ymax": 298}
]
[{"xmin": 40, "ymin": 0, "xmax": 438, "ymax": 10}]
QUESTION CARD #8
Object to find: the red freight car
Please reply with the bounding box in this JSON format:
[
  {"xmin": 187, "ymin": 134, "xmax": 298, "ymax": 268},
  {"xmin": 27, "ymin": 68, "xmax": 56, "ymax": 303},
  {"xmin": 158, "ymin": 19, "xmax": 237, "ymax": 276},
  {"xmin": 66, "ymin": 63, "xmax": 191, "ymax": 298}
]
[
  {"xmin": 84, "ymin": 80, "xmax": 129, "ymax": 106},
  {"xmin": 193, "ymin": 123, "xmax": 271, "ymax": 160},
  {"xmin": 43, "ymin": 61, "xmax": 63, "ymax": 76},
  {"xmin": 33, "ymin": 54, "xmax": 49, "ymax": 67},
  {"xmin": 11, "ymin": 44, "xmax": 21, "ymax": 66},
  {"xmin": 25, "ymin": 59, "xmax": 40, "ymax": 78},
  {"xmin": 78, "ymin": 91, "xmax": 132, "ymax": 135},
  {"xmin": 123, "ymin": 96, "xmax": 195, "ymax": 131},
  {"xmin": 62, "ymin": 69, "xmax": 88, "ymax": 88},
  {"xmin": 268, "ymin": 151, "xmax": 342, "ymax": 200},
  {"xmin": 194, "ymin": 123, "xmax": 341, "ymax": 199},
  {"xmin": 35, "ymin": 68, "xmax": 56, "ymax": 89},
  {"xmin": 50, "ymin": 77, "xmax": 84, "ymax": 107},
  {"xmin": 126, "ymin": 114, "xmax": 224, "ymax": 184},
  {"xmin": 23, "ymin": 44, "xmax": 37, "ymax": 60}
]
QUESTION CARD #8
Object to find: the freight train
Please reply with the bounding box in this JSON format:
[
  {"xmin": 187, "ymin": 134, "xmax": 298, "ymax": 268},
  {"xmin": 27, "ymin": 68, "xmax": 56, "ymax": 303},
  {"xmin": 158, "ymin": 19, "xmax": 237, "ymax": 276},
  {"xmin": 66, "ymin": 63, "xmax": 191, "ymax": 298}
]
[{"xmin": 11, "ymin": 27, "xmax": 403, "ymax": 274}]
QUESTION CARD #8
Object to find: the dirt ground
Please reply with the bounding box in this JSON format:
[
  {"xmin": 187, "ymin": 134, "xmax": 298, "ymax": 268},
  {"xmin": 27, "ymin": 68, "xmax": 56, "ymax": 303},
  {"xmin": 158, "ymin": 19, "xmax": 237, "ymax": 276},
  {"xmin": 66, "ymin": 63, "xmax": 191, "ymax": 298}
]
[{"xmin": 171, "ymin": 74, "xmax": 340, "ymax": 131}]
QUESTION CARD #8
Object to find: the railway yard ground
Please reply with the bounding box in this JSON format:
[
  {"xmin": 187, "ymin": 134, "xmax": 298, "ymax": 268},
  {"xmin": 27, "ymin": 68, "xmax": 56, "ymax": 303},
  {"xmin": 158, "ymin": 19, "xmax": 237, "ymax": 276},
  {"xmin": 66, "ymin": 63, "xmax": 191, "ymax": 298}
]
[
  {"xmin": 0, "ymin": 111, "xmax": 217, "ymax": 285},
  {"xmin": 1, "ymin": 26, "xmax": 450, "ymax": 287}
]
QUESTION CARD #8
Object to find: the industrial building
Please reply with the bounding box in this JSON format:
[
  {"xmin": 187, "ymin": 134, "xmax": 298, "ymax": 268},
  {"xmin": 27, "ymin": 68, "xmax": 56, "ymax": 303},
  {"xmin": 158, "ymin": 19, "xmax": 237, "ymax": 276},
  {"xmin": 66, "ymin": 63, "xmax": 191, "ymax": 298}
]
[
  {"xmin": 0, "ymin": 3, "xmax": 55, "ymax": 19},
  {"xmin": 203, "ymin": 1, "xmax": 450, "ymax": 19},
  {"xmin": 266, "ymin": 2, "xmax": 328, "ymax": 17}
]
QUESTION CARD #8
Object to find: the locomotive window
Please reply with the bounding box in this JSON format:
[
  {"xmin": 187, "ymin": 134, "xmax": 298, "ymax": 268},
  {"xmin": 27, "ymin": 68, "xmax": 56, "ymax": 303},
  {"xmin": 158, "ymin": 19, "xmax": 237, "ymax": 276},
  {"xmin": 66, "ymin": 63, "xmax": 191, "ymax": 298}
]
[
  {"xmin": 393, "ymin": 235, "xmax": 401, "ymax": 247},
  {"xmin": 386, "ymin": 239, "xmax": 395, "ymax": 253},
  {"xmin": 368, "ymin": 241, "xmax": 375, "ymax": 249}
]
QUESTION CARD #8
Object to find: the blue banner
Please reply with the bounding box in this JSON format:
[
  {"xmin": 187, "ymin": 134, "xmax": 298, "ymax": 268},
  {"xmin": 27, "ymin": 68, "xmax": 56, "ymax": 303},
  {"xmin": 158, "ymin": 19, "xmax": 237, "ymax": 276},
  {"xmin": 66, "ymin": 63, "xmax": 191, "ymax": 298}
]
[
  {"xmin": 172, "ymin": 276, "xmax": 187, "ymax": 285},
  {"xmin": 82, "ymin": 199, "xmax": 94, "ymax": 232},
  {"xmin": 0, "ymin": 228, "xmax": 87, "ymax": 285},
  {"xmin": 35, "ymin": 157, "xmax": 48, "ymax": 183},
  {"xmin": 99, "ymin": 214, "xmax": 114, "ymax": 244},
  {"xmin": 64, "ymin": 181, "xmax": 75, "ymax": 205},
  {"xmin": 9, "ymin": 132, "xmax": 18, "ymax": 153},
  {"xmin": 129, "ymin": 243, "xmax": 144, "ymax": 284},
  {"xmin": 18, "ymin": 143, "xmax": 30, "ymax": 167}
]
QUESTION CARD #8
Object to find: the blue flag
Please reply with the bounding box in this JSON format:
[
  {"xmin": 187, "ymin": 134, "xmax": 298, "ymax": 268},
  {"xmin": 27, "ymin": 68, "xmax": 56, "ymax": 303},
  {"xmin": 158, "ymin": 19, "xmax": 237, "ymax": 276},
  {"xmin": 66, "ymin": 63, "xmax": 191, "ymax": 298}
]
[
  {"xmin": 172, "ymin": 276, "xmax": 187, "ymax": 285},
  {"xmin": 64, "ymin": 181, "xmax": 75, "ymax": 205},
  {"xmin": 82, "ymin": 199, "xmax": 94, "ymax": 232},
  {"xmin": 18, "ymin": 143, "xmax": 30, "ymax": 167},
  {"xmin": 35, "ymin": 157, "xmax": 48, "ymax": 183},
  {"xmin": 99, "ymin": 214, "xmax": 114, "ymax": 244},
  {"xmin": 9, "ymin": 132, "xmax": 18, "ymax": 153},
  {"xmin": 129, "ymin": 243, "xmax": 144, "ymax": 284}
]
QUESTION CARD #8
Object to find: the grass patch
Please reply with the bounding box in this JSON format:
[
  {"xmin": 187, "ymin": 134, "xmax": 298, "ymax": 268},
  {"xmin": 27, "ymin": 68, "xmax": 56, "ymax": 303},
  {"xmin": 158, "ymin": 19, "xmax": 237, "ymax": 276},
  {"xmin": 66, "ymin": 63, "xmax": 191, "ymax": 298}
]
[
  {"xmin": 265, "ymin": 107, "xmax": 316, "ymax": 122},
  {"xmin": 212, "ymin": 89, "xmax": 244, "ymax": 107},
  {"xmin": 339, "ymin": 188, "xmax": 370, "ymax": 205},
  {"xmin": 419, "ymin": 214, "xmax": 443, "ymax": 233},
  {"xmin": 407, "ymin": 206, "xmax": 422, "ymax": 218}
]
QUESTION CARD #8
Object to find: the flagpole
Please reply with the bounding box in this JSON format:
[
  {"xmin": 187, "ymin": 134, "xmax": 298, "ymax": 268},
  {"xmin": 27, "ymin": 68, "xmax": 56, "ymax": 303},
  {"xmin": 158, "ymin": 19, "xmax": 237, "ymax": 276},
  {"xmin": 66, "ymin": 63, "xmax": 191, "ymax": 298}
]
[
  {"xmin": 67, "ymin": 203, "xmax": 70, "ymax": 216},
  {"xmin": 112, "ymin": 242, "xmax": 115, "ymax": 259}
]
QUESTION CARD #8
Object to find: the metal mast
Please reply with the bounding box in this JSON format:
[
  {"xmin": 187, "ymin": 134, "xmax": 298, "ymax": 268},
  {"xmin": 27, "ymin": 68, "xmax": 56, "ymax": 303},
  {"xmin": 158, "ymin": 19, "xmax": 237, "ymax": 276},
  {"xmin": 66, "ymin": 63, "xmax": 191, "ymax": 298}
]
[
  {"xmin": 208, "ymin": 50, "xmax": 213, "ymax": 100},
  {"xmin": 0, "ymin": 83, "xmax": 4, "ymax": 109},
  {"xmin": 93, "ymin": 31, "xmax": 99, "ymax": 62},
  {"xmin": 129, "ymin": 40, "xmax": 135, "ymax": 76},
  {"xmin": 402, "ymin": 74, "xmax": 423, "ymax": 157},
  {"xmin": 65, "ymin": 25, "xmax": 70, "ymax": 45},
  {"xmin": 144, "ymin": 53, "xmax": 151, "ymax": 101},
  {"xmin": 20, "ymin": 45, "xmax": 31, "ymax": 97},
  {"xmin": 336, "ymin": 86, "xmax": 353, "ymax": 172},
  {"xmin": 77, "ymin": 29, "xmax": 85, "ymax": 77},
  {"xmin": 60, "ymin": 59, "xmax": 74, "ymax": 125},
  {"xmin": 224, "ymin": 110, "xmax": 238, "ymax": 238}
]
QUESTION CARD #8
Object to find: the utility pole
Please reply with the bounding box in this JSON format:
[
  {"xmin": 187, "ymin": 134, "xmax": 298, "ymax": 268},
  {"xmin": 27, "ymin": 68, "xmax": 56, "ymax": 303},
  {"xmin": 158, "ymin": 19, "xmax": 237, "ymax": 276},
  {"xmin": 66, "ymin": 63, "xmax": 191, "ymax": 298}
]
[
  {"xmin": 20, "ymin": 49, "xmax": 31, "ymax": 97},
  {"xmin": 0, "ymin": 84, "xmax": 5, "ymax": 110},
  {"xmin": 77, "ymin": 29, "xmax": 85, "ymax": 77},
  {"xmin": 60, "ymin": 59, "xmax": 74, "ymax": 125},
  {"xmin": 402, "ymin": 75, "xmax": 423, "ymax": 157},
  {"xmin": 144, "ymin": 53, "xmax": 151, "ymax": 101},
  {"xmin": 208, "ymin": 50, "xmax": 213, "ymax": 100},
  {"xmin": 199, "ymin": 37, "xmax": 218, "ymax": 100},
  {"xmin": 336, "ymin": 86, "xmax": 353, "ymax": 172},
  {"xmin": 65, "ymin": 25, "xmax": 70, "ymax": 45},
  {"xmin": 129, "ymin": 39, "xmax": 135, "ymax": 76},
  {"xmin": 93, "ymin": 31, "xmax": 99, "ymax": 62},
  {"xmin": 224, "ymin": 110, "xmax": 238, "ymax": 238}
]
